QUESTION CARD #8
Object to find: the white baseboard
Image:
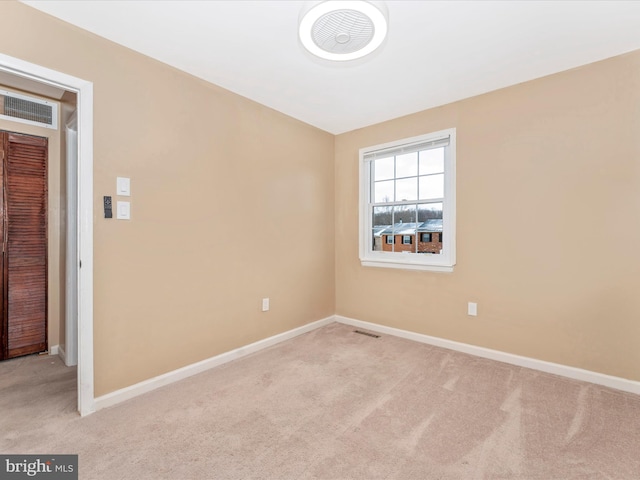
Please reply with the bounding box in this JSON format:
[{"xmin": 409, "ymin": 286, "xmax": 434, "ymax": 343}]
[
  {"xmin": 49, "ymin": 345, "xmax": 59, "ymax": 356},
  {"xmin": 94, "ymin": 315, "xmax": 334, "ymax": 411},
  {"xmin": 57, "ymin": 344, "xmax": 67, "ymax": 364},
  {"xmin": 336, "ymin": 315, "xmax": 640, "ymax": 396},
  {"xmin": 94, "ymin": 313, "xmax": 639, "ymax": 412}
]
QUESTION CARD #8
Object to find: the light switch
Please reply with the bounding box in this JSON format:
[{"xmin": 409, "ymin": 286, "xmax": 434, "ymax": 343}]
[
  {"xmin": 116, "ymin": 177, "xmax": 131, "ymax": 196},
  {"xmin": 116, "ymin": 201, "xmax": 130, "ymax": 220}
]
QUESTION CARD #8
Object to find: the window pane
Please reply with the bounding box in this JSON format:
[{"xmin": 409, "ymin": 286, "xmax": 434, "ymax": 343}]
[
  {"xmin": 395, "ymin": 152, "xmax": 418, "ymax": 178},
  {"xmin": 417, "ymin": 203, "xmax": 443, "ymax": 255},
  {"xmin": 417, "ymin": 203, "xmax": 443, "ymax": 221},
  {"xmin": 419, "ymin": 147, "xmax": 444, "ymax": 175},
  {"xmin": 372, "ymin": 205, "xmax": 393, "ymax": 227},
  {"xmin": 418, "ymin": 173, "xmax": 444, "ymax": 200},
  {"xmin": 374, "ymin": 157, "xmax": 394, "ymax": 181},
  {"xmin": 395, "ymin": 177, "xmax": 418, "ymax": 201},
  {"xmin": 374, "ymin": 179, "xmax": 394, "ymax": 203},
  {"xmin": 372, "ymin": 206, "xmax": 392, "ymax": 251},
  {"xmin": 393, "ymin": 205, "xmax": 417, "ymax": 253},
  {"xmin": 394, "ymin": 204, "xmax": 416, "ymax": 224}
]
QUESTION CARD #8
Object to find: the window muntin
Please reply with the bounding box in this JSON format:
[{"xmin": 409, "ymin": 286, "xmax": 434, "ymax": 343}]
[{"xmin": 360, "ymin": 129, "xmax": 456, "ymax": 272}]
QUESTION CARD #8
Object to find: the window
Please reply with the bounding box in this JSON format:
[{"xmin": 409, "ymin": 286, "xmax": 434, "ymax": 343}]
[{"xmin": 359, "ymin": 128, "xmax": 456, "ymax": 272}]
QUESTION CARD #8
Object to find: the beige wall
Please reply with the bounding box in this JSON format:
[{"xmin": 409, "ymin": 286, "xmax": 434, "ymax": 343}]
[
  {"xmin": 336, "ymin": 50, "xmax": 640, "ymax": 381},
  {"xmin": 0, "ymin": 98, "xmax": 63, "ymax": 352},
  {"xmin": 3, "ymin": 1, "xmax": 639, "ymax": 396},
  {"xmin": 0, "ymin": 1, "xmax": 335, "ymax": 396}
]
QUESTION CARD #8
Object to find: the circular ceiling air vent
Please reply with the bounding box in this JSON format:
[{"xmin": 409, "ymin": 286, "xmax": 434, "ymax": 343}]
[
  {"xmin": 312, "ymin": 9, "xmax": 375, "ymax": 55},
  {"xmin": 299, "ymin": 1, "xmax": 388, "ymax": 62}
]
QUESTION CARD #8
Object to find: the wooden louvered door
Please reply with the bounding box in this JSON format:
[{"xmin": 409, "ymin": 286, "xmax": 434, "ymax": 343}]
[{"xmin": 0, "ymin": 131, "xmax": 48, "ymax": 360}]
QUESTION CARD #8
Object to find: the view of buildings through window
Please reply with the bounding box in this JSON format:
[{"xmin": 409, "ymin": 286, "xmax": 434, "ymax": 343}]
[{"xmin": 371, "ymin": 146, "xmax": 445, "ymax": 254}]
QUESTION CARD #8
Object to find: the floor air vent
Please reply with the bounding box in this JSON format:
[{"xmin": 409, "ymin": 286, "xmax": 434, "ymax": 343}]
[
  {"xmin": 0, "ymin": 89, "xmax": 58, "ymax": 130},
  {"xmin": 354, "ymin": 330, "xmax": 380, "ymax": 338}
]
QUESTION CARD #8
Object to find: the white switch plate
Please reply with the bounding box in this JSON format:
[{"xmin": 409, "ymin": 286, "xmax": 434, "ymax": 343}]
[
  {"xmin": 262, "ymin": 298, "xmax": 270, "ymax": 312},
  {"xmin": 116, "ymin": 177, "xmax": 131, "ymax": 196},
  {"xmin": 116, "ymin": 201, "xmax": 130, "ymax": 220},
  {"xmin": 468, "ymin": 302, "xmax": 478, "ymax": 316}
]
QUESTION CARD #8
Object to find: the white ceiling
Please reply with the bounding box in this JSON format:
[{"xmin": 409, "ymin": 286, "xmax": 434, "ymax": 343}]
[{"xmin": 21, "ymin": 0, "xmax": 640, "ymax": 134}]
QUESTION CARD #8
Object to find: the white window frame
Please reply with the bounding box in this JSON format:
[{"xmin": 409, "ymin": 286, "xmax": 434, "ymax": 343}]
[
  {"xmin": 359, "ymin": 128, "xmax": 456, "ymax": 272},
  {"xmin": 402, "ymin": 235, "xmax": 412, "ymax": 245}
]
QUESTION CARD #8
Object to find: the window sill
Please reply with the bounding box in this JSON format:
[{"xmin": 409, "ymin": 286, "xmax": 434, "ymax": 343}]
[{"xmin": 360, "ymin": 258, "xmax": 454, "ymax": 273}]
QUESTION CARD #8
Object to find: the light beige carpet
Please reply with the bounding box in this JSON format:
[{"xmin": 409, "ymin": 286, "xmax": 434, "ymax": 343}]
[{"xmin": 1, "ymin": 322, "xmax": 639, "ymax": 479}]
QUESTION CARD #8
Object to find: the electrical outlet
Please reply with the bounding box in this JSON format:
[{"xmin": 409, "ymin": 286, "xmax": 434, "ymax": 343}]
[
  {"xmin": 468, "ymin": 302, "xmax": 478, "ymax": 316},
  {"xmin": 262, "ymin": 298, "xmax": 270, "ymax": 312}
]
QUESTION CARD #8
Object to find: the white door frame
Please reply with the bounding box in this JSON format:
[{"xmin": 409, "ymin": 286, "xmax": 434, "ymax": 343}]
[
  {"xmin": 65, "ymin": 114, "xmax": 78, "ymax": 367},
  {"xmin": 0, "ymin": 53, "xmax": 95, "ymax": 416}
]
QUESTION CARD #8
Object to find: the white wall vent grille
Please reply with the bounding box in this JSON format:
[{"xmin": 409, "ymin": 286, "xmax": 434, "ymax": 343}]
[{"xmin": 0, "ymin": 89, "xmax": 58, "ymax": 130}]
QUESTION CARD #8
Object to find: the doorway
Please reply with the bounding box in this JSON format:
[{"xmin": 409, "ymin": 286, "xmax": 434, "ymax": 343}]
[
  {"xmin": 0, "ymin": 131, "xmax": 48, "ymax": 360},
  {"xmin": 0, "ymin": 52, "xmax": 94, "ymax": 416}
]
